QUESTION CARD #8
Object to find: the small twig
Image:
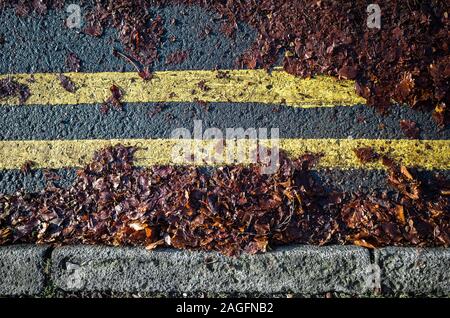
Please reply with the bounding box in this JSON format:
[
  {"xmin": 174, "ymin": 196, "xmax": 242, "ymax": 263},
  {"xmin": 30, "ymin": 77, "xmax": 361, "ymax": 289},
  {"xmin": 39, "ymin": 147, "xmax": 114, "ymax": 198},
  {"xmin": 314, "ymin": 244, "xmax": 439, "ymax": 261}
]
[{"xmin": 112, "ymin": 48, "xmax": 141, "ymax": 73}]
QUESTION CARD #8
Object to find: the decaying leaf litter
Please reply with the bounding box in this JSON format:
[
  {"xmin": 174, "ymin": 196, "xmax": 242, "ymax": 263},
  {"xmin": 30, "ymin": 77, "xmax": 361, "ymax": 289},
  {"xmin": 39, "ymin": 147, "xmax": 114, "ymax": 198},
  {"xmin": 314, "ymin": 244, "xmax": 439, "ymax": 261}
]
[
  {"xmin": 0, "ymin": 1, "xmax": 448, "ymax": 255},
  {"xmin": 0, "ymin": 0, "xmax": 448, "ymax": 127},
  {"xmin": 0, "ymin": 145, "xmax": 448, "ymax": 256}
]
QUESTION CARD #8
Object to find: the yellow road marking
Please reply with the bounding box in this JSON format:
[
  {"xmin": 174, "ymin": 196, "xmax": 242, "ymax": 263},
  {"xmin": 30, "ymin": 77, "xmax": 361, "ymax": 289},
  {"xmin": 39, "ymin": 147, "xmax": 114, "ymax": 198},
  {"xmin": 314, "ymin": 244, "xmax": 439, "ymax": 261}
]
[
  {"xmin": 0, "ymin": 69, "xmax": 365, "ymax": 107},
  {"xmin": 0, "ymin": 138, "xmax": 447, "ymax": 170}
]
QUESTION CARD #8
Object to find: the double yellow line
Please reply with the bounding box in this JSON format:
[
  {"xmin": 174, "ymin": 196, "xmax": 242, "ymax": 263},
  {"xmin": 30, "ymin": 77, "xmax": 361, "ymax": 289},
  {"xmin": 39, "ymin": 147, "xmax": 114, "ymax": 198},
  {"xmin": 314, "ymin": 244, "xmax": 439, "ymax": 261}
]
[{"xmin": 0, "ymin": 69, "xmax": 448, "ymax": 171}]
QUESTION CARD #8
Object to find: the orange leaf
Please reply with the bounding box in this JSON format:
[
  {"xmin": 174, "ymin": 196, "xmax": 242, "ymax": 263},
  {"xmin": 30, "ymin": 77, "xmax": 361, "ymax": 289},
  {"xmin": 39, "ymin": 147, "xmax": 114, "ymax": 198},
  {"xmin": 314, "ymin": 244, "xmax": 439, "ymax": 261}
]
[
  {"xmin": 145, "ymin": 239, "xmax": 164, "ymax": 250},
  {"xmin": 400, "ymin": 166, "xmax": 414, "ymax": 180},
  {"xmin": 396, "ymin": 205, "xmax": 406, "ymax": 224},
  {"xmin": 353, "ymin": 239, "xmax": 376, "ymax": 249}
]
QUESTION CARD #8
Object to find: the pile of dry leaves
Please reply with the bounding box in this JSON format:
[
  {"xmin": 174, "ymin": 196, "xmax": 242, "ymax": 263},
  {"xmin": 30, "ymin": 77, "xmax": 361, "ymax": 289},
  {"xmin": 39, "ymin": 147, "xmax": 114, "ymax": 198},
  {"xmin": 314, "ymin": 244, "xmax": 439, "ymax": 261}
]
[
  {"xmin": 0, "ymin": 145, "xmax": 448, "ymax": 255},
  {"xmin": 0, "ymin": 1, "xmax": 448, "ymax": 255},
  {"xmin": 186, "ymin": 0, "xmax": 449, "ymax": 126},
  {"xmin": 0, "ymin": 0, "xmax": 448, "ymax": 126}
]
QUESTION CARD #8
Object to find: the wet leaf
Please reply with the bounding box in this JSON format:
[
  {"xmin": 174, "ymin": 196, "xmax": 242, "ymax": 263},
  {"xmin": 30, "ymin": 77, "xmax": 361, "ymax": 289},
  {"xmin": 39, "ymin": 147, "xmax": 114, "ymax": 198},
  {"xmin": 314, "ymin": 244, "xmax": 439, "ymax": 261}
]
[
  {"xmin": 0, "ymin": 78, "xmax": 30, "ymax": 103},
  {"xmin": 58, "ymin": 74, "xmax": 76, "ymax": 93},
  {"xmin": 354, "ymin": 147, "xmax": 379, "ymax": 164},
  {"xmin": 65, "ymin": 52, "xmax": 81, "ymax": 72},
  {"xmin": 400, "ymin": 120, "xmax": 420, "ymax": 139}
]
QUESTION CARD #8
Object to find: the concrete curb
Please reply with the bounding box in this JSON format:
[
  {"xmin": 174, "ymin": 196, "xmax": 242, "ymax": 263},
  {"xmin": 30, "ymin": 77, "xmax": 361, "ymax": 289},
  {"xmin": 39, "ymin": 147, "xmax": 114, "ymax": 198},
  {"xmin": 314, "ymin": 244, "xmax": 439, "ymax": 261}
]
[
  {"xmin": 375, "ymin": 247, "xmax": 450, "ymax": 296},
  {"xmin": 0, "ymin": 245, "xmax": 449, "ymax": 296},
  {"xmin": 0, "ymin": 245, "xmax": 50, "ymax": 296},
  {"xmin": 51, "ymin": 245, "xmax": 370, "ymax": 295}
]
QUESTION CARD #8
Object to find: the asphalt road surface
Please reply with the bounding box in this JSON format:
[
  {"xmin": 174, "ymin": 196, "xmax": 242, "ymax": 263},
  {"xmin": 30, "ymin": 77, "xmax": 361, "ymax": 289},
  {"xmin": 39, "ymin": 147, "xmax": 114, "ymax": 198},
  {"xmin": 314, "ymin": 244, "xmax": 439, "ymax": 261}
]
[{"xmin": 0, "ymin": 3, "xmax": 449, "ymax": 194}]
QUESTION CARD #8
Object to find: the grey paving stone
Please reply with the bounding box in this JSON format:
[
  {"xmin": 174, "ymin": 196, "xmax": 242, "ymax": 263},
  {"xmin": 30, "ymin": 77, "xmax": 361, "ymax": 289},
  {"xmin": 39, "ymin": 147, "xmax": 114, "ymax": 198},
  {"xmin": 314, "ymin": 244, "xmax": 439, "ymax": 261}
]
[
  {"xmin": 0, "ymin": 245, "xmax": 50, "ymax": 296},
  {"xmin": 375, "ymin": 247, "xmax": 450, "ymax": 295},
  {"xmin": 52, "ymin": 245, "xmax": 371, "ymax": 295}
]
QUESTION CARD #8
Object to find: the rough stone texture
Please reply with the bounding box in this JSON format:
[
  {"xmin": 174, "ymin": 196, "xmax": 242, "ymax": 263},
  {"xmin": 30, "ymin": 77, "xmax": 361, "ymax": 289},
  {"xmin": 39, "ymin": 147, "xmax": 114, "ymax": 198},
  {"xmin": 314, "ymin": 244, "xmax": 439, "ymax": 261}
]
[
  {"xmin": 52, "ymin": 245, "xmax": 371, "ymax": 294},
  {"xmin": 375, "ymin": 247, "xmax": 450, "ymax": 296},
  {"xmin": 1, "ymin": 245, "xmax": 449, "ymax": 296},
  {"xmin": 0, "ymin": 245, "xmax": 50, "ymax": 296}
]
